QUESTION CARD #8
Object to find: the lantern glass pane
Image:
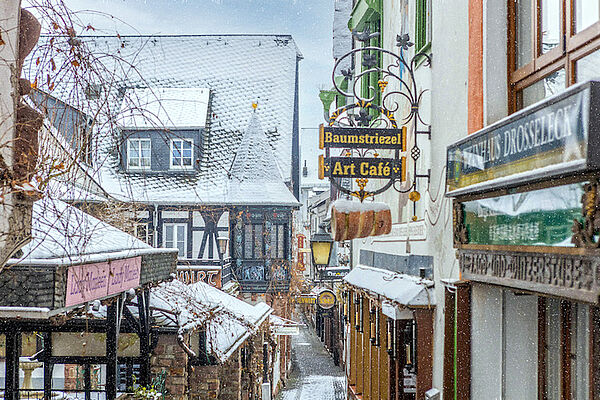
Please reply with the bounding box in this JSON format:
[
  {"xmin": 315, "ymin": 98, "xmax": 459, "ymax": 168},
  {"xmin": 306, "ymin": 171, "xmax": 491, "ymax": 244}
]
[{"xmin": 311, "ymin": 241, "xmax": 331, "ymax": 265}]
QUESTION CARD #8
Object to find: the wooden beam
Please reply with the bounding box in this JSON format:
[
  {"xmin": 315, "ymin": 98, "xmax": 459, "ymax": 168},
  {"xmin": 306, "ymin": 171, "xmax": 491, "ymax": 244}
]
[
  {"xmin": 456, "ymin": 284, "xmax": 471, "ymax": 400},
  {"xmin": 468, "ymin": 0, "xmax": 484, "ymax": 133},
  {"xmin": 415, "ymin": 309, "xmax": 434, "ymax": 400},
  {"xmin": 43, "ymin": 332, "xmax": 53, "ymax": 400},
  {"xmin": 106, "ymin": 300, "xmax": 119, "ymax": 400},
  {"xmin": 5, "ymin": 330, "xmax": 21, "ymax": 400}
]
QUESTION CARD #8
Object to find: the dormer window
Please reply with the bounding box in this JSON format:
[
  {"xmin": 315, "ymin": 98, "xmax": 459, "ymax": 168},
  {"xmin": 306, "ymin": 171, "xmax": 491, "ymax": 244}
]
[
  {"xmin": 127, "ymin": 138, "xmax": 151, "ymax": 170},
  {"xmin": 171, "ymin": 139, "xmax": 193, "ymax": 169}
]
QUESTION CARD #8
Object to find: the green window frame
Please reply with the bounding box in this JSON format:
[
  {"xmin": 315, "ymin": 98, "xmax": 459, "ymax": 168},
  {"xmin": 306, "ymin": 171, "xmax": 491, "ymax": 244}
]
[
  {"xmin": 415, "ymin": 0, "xmax": 431, "ymax": 53},
  {"xmin": 360, "ymin": 18, "xmax": 382, "ymax": 117}
]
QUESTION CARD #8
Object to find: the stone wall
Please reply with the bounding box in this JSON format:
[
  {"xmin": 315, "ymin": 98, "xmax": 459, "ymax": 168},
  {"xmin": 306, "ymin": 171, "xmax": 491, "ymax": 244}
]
[{"xmin": 151, "ymin": 334, "xmax": 188, "ymax": 400}]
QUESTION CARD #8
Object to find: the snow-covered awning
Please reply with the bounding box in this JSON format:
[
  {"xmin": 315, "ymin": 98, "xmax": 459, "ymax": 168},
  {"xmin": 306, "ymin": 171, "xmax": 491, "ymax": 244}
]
[
  {"xmin": 150, "ymin": 280, "xmax": 273, "ymax": 363},
  {"xmin": 7, "ymin": 197, "xmax": 177, "ymax": 266},
  {"xmin": 343, "ymin": 265, "xmax": 435, "ymax": 307}
]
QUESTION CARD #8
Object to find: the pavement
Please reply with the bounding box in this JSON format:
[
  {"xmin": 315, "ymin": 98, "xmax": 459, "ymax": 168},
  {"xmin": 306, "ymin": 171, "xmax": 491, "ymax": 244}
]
[{"xmin": 276, "ymin": 314, "xmax": 346, "ymax": 400}]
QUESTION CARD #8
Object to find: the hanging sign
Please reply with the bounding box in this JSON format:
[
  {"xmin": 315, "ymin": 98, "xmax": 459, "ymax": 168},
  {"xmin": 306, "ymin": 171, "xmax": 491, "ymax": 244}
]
[
  {"xmin": 317, "ymin": 289, "xmax": 336, "ymax": 310},
  {"xmin": 320, "ymin": 156, "xmax": 405, "ymax": 179},
  {"xmin": 320, "ymin": 126, "xmax": 407, "ymax": 149},
  {"xmin": 294, "ymin": 294, "xmax": 316, "ymax": 304}
]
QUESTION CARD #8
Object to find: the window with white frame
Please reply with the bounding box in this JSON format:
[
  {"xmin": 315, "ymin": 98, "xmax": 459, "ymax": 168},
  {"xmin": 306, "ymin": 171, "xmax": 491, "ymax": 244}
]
[
  {"xmin": 127, "ymin": 138, "xmax": 151, "ymax": 169},
  {"xmin": 170, "ymin": 139, "xmax": 193, "ymax": 169},
  {"xmin": 164, "ymin": 223, "xmax": 187, "ymax": 258}
]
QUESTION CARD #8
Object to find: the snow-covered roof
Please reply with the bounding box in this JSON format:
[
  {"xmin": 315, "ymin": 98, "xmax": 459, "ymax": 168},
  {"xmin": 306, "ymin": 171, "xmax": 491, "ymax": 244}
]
[
  {"xmin": 228, "ymin": 113, "xmax": 299, "ymax": 206},
  {"xmin": 343, "ymin": 265, "xmax": 435, "ymax": 307},
  {"xmin": 7, "ymin": 197, "xmax": 177, "ymax": 266},
  {"xmin": 118, "ymin": 87, "xmax": 210, "ymax": 129},
  {"xmin": 27, "ymin": 35, "xmax": 301, "ymax": 203},
  {"xmin": 150, "ymin": 279, "xmax": 272, "ymax": 362}
]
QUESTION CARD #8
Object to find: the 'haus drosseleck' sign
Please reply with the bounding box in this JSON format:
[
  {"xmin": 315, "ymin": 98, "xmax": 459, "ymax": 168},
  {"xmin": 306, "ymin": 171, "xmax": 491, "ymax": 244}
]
[{"xmin": 446, "ymin": 81, "xmax": 600, "ymax": 196}]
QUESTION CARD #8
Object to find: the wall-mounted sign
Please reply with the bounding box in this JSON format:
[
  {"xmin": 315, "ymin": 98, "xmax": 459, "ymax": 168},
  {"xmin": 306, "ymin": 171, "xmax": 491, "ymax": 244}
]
[
  {"xmin": 65, "ymin": 257, "xmax": 141, "ymax": 307},
  {"xmin": 320, "ymin": 156, "xmax": 405, "ymax": 179},
  {"xmin": 317, "ymin": 289, "xmax": 336, "ymax": 310},
  {"xmin": 319, "ymin": 126, "xmax": 407, "ymax": 149},
  {"xmin": 177, "ymin": 268, "xmax": 221, "ymax": 288},
  {"xmin": 320, "ymin": 267, "xmax": 351, "ymax": 280},
  {"xmin": 459, "ymin": 249, "xmax": 600, "ymax": 303},
  {"xmin": 294, "ymin": 294, "xmax": 316, "ymax": 304},
  {"xmin": 446, "ymin": 82, "xmax": 600, "ymax": 196},
  {"xmin": 273, "ymin": 326, "xmax": 300, "ymax": 336}
]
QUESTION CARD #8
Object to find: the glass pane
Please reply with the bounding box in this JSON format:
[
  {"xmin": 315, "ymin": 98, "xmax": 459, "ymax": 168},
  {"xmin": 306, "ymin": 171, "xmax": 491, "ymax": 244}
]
[
  {"xmin": 270, "ymin": 226, "xmax": 277, "ymax": 258},
  {"xmin": 165, "ymin": 225, "xmax": 173, "ymax": 248},
  {"xmin": 278, "ymin": 225, "xmax": 285, "ymax": 259},
  {"xmin": 517, "ymin": 0, "xmax": 534, "ymax": 68},
  {"xmin": 546, "ymin": 298, "xmax": 561, "ymax": 400},
  {"xmin": 521, "ymin": 68, "xmax": 566, "ymax": 108},
  {"xmin": 541, "ymin": 0, "xmax": 561, "ymax": 53},
  {"xmin": 575, "ymin": 0, "xmax": 600, "ymax": 33},
  {"xmin": 244, "ymin": 224, "xmax": 253, "ymax": 258},
  {"xmin": 177, "ymin": 225, "xmax": 186, "ymax": 257},
  {"xmin": 572, "ymin": 304, "xmax": 590, "ymax": 400},
  {"xmin": 463, "ymin": 183, "xmax": 584, "ymax": 247},
  {"xmin": 576, "ymin": 48, "xmax": 600, "ymax": 82},
  {"xmin": 254, "ymin": 224, "xmax": 263, "ymax": 259}
]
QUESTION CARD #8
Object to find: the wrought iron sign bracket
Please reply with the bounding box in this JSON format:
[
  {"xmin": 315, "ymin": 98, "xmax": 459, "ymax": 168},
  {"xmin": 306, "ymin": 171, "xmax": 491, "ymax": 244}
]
[
  {"xmin": 319, "ymin": 31, "xmax": 431, "ymax": 218},
  {"xmin": 416, "ymin": 126, "xmax": 431, "ymax": 140},
  {"xmin": 415, "ymin": 168, "xmax": 431, "ymax": 189}
]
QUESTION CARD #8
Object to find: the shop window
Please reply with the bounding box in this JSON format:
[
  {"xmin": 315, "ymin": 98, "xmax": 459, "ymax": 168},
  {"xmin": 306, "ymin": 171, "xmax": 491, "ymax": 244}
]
[
  {"xmin": 164, "ymin": 223, "xmax": 187, "ymax": 258},
  {"xmin": 509, "ymin": 0, "xmax": 600, "ymax": 112}
]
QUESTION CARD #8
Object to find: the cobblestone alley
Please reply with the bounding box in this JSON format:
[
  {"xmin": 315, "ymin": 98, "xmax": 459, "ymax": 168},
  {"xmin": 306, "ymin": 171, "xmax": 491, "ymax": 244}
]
[{"xmin": 277, "ymin": 315, "xmax": 346, "ymax": 400}]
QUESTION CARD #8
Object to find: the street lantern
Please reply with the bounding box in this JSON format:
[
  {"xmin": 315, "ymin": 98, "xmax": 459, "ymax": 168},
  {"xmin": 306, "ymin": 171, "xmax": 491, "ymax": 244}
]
[
  {"xmin": 217, "ymin": 234, "xmax": 229, "ymax": 257},
  {"xmin": 310, "ymin": 225, "xmax": 333, "ymax": 274}
]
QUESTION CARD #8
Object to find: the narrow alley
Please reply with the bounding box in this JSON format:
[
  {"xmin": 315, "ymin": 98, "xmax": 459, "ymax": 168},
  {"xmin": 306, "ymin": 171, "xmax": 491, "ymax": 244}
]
[{"xmin": 277, "ymin": 314, "xmax": 346, "ymax": 400}]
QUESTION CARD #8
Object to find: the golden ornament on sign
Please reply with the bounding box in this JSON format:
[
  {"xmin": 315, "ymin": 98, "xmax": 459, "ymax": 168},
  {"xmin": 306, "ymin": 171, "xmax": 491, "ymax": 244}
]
[
  {"xmin": 412, "ymin": 215, "xmax": 418, "ymax": 222},
  {"xmin": 378, "ymin": 80, "xmax": 389, "ymax": 92},
  {"xmin": 409, "ymin": 191, "xmax": 421, "ymax": 202}
]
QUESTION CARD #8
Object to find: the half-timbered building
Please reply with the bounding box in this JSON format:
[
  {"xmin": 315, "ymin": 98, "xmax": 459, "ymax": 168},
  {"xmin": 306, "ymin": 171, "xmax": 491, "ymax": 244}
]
[{"xmin": 29, "ymin": 34, "xmax": 302, "ymax": 294}]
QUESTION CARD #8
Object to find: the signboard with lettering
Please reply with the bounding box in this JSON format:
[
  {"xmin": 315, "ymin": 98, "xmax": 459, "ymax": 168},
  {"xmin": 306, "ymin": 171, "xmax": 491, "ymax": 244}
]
[
  {"xmin": 317, "ymin": 289, "xmax": 336, "ymax": 310},
  {"xmin": 446, "ymin": 81, "xmax": 600, "ymax": 196},
  {"xmin": 66, "ymin": 257, "xmax": 141, "ymax": 307},
  {"xmin": 177, "ymin": 268, "xmax": 221, "ymax": 288},
  {"xmin": 320, "ymin": 267, "xmax": 351, "ymax": 280},
  {"xmin": 459, "ymin": 249, "xmax": 600, "ymax": 303},
  {"xmin": 322, "ymin": 157, "xmax": 405, "ymax": 179},
  {"xmin": 320, "ymin": 126, "xmax": 406, "ymax": 150},
  {"xmin": 294, "ymin": 295, "xmax": 316, "ymax": 304}
]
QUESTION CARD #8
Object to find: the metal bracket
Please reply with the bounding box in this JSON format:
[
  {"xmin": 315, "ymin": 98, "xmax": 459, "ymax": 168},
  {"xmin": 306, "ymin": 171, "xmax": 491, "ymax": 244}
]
[
  {"xmin": 416, "ymin": 126, "xmax": 431, "ymax": 140},
  {"xmin": 415, "ymin": 168, "xmax": 431, "ymax": 188}
]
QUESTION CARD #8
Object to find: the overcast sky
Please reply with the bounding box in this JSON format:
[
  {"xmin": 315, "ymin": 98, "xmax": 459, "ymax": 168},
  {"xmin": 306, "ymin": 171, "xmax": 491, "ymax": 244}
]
[{"xmin": 52, "ymin": 0, "xmax": 333, "ymax": 183}]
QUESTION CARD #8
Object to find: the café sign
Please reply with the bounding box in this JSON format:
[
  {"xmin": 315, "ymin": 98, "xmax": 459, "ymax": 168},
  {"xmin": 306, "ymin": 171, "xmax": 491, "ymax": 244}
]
[
  {"xmin": 321, "ymin": 156, "xmax": 404, "ymax": 179},
  {"xmin": 446, "ymin": 81, "xmax": 600, "ymax": 196}
]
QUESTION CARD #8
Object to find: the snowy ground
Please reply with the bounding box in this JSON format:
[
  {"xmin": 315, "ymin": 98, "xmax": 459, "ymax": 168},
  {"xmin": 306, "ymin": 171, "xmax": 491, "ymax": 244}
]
[{"xmin": 276, "ymin": 314, "xmax": 346, "ymax": 400}]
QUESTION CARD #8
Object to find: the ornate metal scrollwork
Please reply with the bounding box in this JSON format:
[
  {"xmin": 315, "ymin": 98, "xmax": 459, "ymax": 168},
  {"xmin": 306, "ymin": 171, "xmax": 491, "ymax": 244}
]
[
  {"xmin": 572, "ymin": 180, "xmax": 600, "ymax": 248},
  {"xmin": 453, "ymin": 200, "xmax": 468, "ymax": 245},
  {"xmin": 326, "ymin": 31, "xmax": 431, "ymax": 202}
]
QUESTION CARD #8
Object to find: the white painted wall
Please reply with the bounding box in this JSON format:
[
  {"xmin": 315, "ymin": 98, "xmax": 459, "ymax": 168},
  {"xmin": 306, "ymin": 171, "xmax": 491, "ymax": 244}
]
[
  {"xmin": 503, "ymin": 291, "xmax": 538, "ymax": 400},
  {"xmin": 471, "ymin": 284, "xmax": 503, "ymax": 399},
  {"xmin": 0, "ymin": 0, "xmax": 21, "ymax": 266}
]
